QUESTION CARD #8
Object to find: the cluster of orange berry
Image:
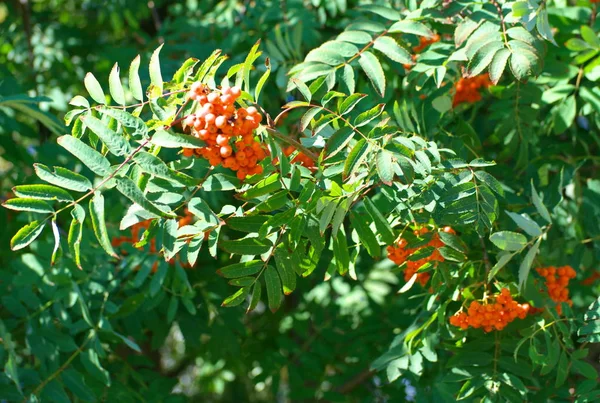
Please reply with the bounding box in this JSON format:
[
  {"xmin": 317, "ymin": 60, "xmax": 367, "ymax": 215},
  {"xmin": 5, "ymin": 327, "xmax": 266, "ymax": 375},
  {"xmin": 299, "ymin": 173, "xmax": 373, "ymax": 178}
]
[
  {"xmin": 282, "ymin": 145, "xmax": 315, "ymax": 169},
  {"xmin": 111, "ymin": 210, "xmax": 196, "ymax": 271},
  {"xmin": 449, "ymin": 288, "xmax": 530, "ymax": 332},
  {"xmin": 387, "ymin": 226, "xmax": 455, "ymax": 286},
  {"xmin": 182, "ymin": 83, "xmax": 267, "ymax": 180},
  {"xmin": 403, "ymin": 34, "xmax": 440, "ymax": 70},
  {"xmin": 536, "ymin": 265, "xmax": 576, "ymax": 314},
  {"xmin": 452, "ymin": 74, "xmax": 492, "ymax": 107}
]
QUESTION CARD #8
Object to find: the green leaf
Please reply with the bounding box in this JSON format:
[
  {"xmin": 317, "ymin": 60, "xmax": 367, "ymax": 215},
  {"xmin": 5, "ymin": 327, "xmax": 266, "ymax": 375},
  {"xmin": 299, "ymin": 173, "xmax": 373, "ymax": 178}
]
[
  {"xmin": 264, "ymin": 265, "xmax": 283, "ymax": 312},
  {"xmin": 89, "ymin": 192, "xmax": 118, "ymax": 258},
  {"xmin": 518, "ymin": 238, "xmax": 540, "ymax": 290},
  {"xmin": 50, "ymin": 217, "xmax": 61, "ymax": 265},
  {"xmin": 202, "ymin": 173, "xmax": 240, "ymax": 191},
  {"xmin": 555, "ymin": 351, "xmax": 569, "ymax": 387},
  {"xmin": 566, "ymin": 38, "xmax": 591, "ymax": 52},
  {"xmin": 133, "ymin": 152, "xmax": 197, "ymax": 186},
  {"xmin": 81, "ymin": 115, "xmax": 131, "ymax": 156},
  {"xmin": 536, "ymin": 8, "xmax": 556, "ymax": 46},
  {"xmin": 108, "ymin": 62, "xmax": 125, "ymax": 106},
  {"xmin": 98, "ymin": 107, "xmax": 148, "ymax": 139},
  {"xmin": 467, "ymin": 41, "xmax": 503, "ymax": 77},
  {"xmin": 116, "ymin": 178, "xmax": 175, "ymax": 218},
  {"xmin": 162, "ymin": 219, "xmax": 180, "ymax": 260},
  {"xmin": 129, "ymin": 55, "xmax": 143, "ymax": 101},
  {"xmin": 350, "ymin": 213, "xmax": 379, "ymax": 258},
  {"xmin": 290, "ymin": 78, "xmax": 312, "ymax": 102},
  {"xmin": 242, "ymin": 174, "xmax": 281, "ymax": 199},
  {"xmin": 531, "ymin": 181, "xmax": 552, "ymax": 223},
  {"xmin": 69, "ymin": 95, "xmax": 90, "ymax": 109},
  {"xmin": 275, "ymin": 247, "xmax": 296, "ymax": 294},
  {"xmin": 389, "ymin": 20, "xmax": 433, "ymax": 37},
  {"xmin": 377, "ymin": 150, "xmax": 394, "ymax": 185},
  {"xmin": 57, "ymin": 135, "xmax": 111, "ymax": 176},
  {"xmin": 572, "ymin": 360, "xmax": 598, "ymax": 380},
  {"xmin": 399, "ymin": 272, "xmax": 418, "ymax": 293},
  {"xmin": 438, "ymin": 231, "xmax": 465, "ymax": 252},
  {"xmin": 487, "ymin": 252, "xmax": 514, "ymax": 282},
  {"xmin": 364, "ymin": 197, "xmax": 395, "ymax": 245},
  {"xmin": 84, "ymin": 72, "xmax": 105, "ymax": 104},
  {"xmin": 227, "ymin": 216, "xmax": 268, "ymax": 232},
  {"xmin": 342, "ymin": 64, "xmax": 355, "ymax": 94},
  {"xmin": 149, "ymin": 44, "xmax": 164, "ymax": 94},
  {"xmin": 221, "ymin": 237, "xmax": 273, "ymax": 255},
  {"xmin": 474, "ymin": 171, "xmax": 504, "ymax": 197},
  {"xmin": 338, "ymin": 95, "xmax": 366, "ymax": 117},
  {"xmin": 255, "ymin": 58, "xmax": 271, "ymax": 103},
  {"xmin": 581, "ymin": 25, "xmax": 600, "ymax": 48},
  {"xmin": 325, "ymin": 126, "xmax": 355, "ymax": 158},
  {"xmin": 358, "ymin": 5, "xmax": 400, "ymax": 20},
  {"xmin": 13, "ymin": 184, "xmax": 73, "ymax": 202},
  {"xmin": 540, "ymin": 334, "xmax": 560, "ymax": 376},
  {"xmin": 68, "ymin": 205, "xmax": 85, "ymax": 269},
  {"xmin": 187, "ymin": 197, "xmax": 219, "ymax": 226},
  {"xmin": 80, "ymin": 349, "xmax": 110, "ymax": 386},
  {"xmin": 228, "ymin": 277, "xmax": 255, "ymax": 287},
  {"xmin": 300, "ymin": 107, "xmax": 321, "ymax": 131},
  {"xmin": 337, "ymin": 30, "xmax": 372, "ymax": 44},
  {"xmin": 373, "ymin": 36, "xmax": 412, "ymax": 64},
  {"xmin": 222, "ymin": 287, "xmax": 250, "ymax": 307},
  {"xmin": 489, "ymin": 231, "xmax": 527, "ymax": 251},
  {"xmin": 34, "ymin": 164, "xmax": 92, "ymax": 192},
  {"xmin": 506, "ymin": 211, "xmax": 542, "ymax": 237},
  {"xmin": 489, "ymin": 48, "xmax": 510, "ymax": 84},
  {"xmin": 242, "ymin": 40, "xmax": 262, "ymax": 92},
  {"xmin": 10, "ymin": 220, "xmax": 46, "ymax": 251},
  {"xmin": 3, "ymin": 197, "xmax": 54, "ymax": 214},
  {"xmin": 354, "ymin": 104, "xmax": 385, "ymax": 127},
  {"xmin": 62, "ymin": 369, "xmax": 95, "ymax": 402},
  {"xmin": 333, "ymin": 229, "xmax": 350, "ymax": 276},
  {"xmin": 247, "ymin": 281, "xmax": 262, "ymax": 313},
  {"xmin": 554, "ymin": 95, "xmax": 577, "ymax": 134},
  {"xmin": 319, "ymin": 200, "xmax": 338, "ymax": 235},
  {"xmin": 151, "ymin": 130, "xmax": 204, "ymax": 148},
  {"xmin": 172, "ymin": 57, "xmax": 199, "ymax": 83},
  {"xmin": 343, "ymin": 139, "xmax": 370, "ymax": 180},
  {"xmin": 509, "ymin": 49, "xmax": 538, "ymax": 80},
  {"xmin": 358, "ymin": 51, "xmax": 386, "ymax": 96}
]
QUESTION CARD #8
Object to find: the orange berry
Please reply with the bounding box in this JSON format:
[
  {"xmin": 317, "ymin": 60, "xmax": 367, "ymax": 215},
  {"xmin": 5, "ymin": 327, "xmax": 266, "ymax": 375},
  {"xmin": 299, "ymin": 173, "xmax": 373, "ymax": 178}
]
[{"xmin": 220, "ymin": 145, "xmax": 232, "ymax": 158}]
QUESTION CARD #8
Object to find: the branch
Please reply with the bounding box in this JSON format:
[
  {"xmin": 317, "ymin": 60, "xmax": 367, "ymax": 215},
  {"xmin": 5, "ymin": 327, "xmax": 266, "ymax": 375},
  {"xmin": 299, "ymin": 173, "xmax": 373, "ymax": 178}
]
[{"xmin": 336, "ymin": 368, "xmax": 375, "ymax": 394}]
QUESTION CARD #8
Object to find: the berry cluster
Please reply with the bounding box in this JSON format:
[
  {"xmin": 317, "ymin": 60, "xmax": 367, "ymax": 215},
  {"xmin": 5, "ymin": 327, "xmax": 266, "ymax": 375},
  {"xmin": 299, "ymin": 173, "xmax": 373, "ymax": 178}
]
[
  {"xmin": 111, "ymin": 210, "xmax": 196, "ymax": 271},
  {"xmin": 182, "ymin": 83, "xmax": 267, "ymax": 180},
  {"xmin": 403, "ymin": 34, "xmax": 440, "ymax": 70},
  {"xmin": 387, "ymin": 226, "xmax": 455, "ymax": 286},
  {"xmin": 283, "ymin": 145, "xmax": 315, "ymax": 169},
  {"xmin": 452, "ymin": 75, "xmax": 492, "ymax": 107},
  {"xmin": 449, "ymin": 288, "xmax": 530, "ymax": 332},
  {"xmin": 537, "ymin": 265, "xmax": 576, "ymax": 314}
]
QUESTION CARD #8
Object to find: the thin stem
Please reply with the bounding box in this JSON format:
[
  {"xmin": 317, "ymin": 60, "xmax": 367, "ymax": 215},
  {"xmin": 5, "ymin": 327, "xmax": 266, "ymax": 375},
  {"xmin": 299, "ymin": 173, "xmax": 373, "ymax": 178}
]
[
  {"xmin": 27, "ymin": 331, "xmax": 94, "ymax": 400},
  {"xmin": 490, "ymin": 0, "xmax": 510, "ymax": 48},
  {"xmin": 265, "ymin": 127, "xmax": 319, "ymax": 161}
]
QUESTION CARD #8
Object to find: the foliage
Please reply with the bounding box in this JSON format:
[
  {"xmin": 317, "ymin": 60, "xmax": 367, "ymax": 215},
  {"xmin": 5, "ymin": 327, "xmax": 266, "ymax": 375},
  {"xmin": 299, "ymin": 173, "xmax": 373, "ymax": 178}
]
[{"xmin": 1, "ymin": 0, "xmax": 600, "ymax": 402}]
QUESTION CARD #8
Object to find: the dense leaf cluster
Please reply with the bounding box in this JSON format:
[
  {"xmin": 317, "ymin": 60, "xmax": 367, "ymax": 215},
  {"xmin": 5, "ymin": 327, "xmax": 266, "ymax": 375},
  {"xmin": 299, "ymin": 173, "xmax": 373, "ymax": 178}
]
[{"xmin": 1, "ymin": 1, "xmax": 600, "ymax": 402}]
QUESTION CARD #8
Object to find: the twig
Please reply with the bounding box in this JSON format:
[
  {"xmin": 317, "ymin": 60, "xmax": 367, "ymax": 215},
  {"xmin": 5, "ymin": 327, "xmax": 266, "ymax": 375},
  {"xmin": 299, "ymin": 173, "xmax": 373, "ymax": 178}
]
[
  {"xmin": 490, "ymin": 0, "xmax": 510, "ymax": 48},
  {"xmin": 26, "ymin": 331, "xmax": 94, "ymax": 400}
]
